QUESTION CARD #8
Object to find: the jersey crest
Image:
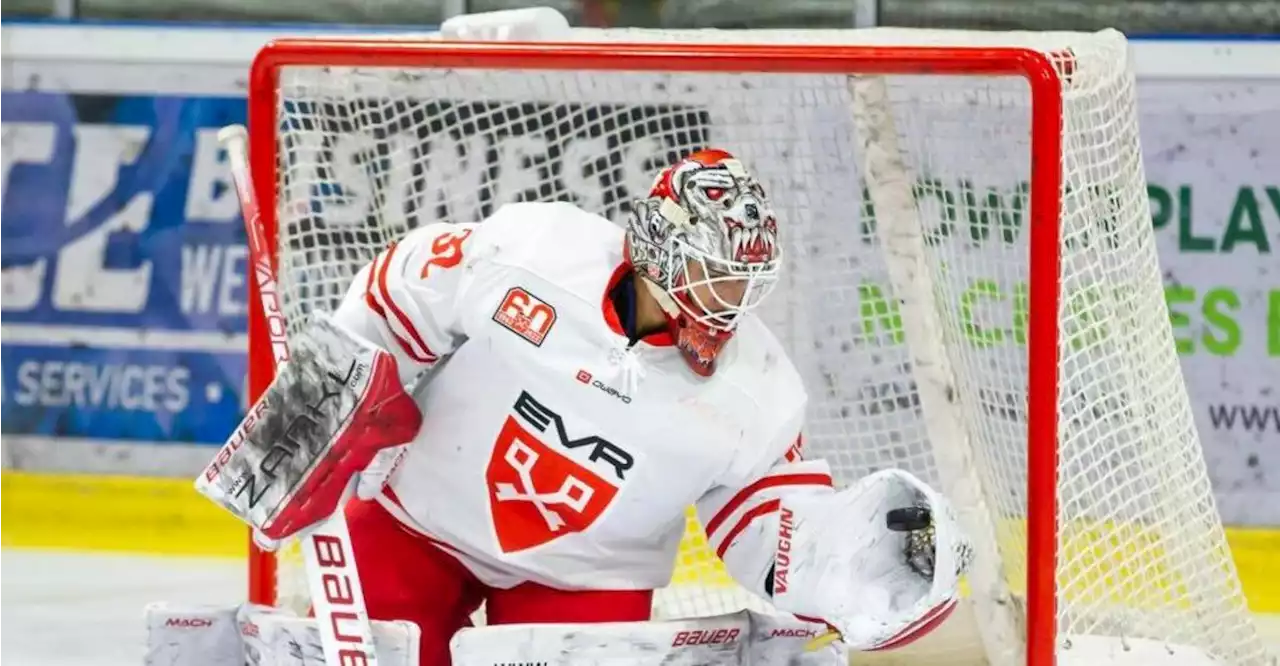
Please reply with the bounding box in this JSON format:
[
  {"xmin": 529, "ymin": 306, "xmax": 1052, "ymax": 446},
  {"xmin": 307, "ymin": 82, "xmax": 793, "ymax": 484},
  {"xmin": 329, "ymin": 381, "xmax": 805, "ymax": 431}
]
[
  {"xmin": 486, "ymin": 392, "xmax": 633, "ymax": 553},
  {"xmin": 492, "ymin": 287, "xmax": 556, "ymax": 346}
]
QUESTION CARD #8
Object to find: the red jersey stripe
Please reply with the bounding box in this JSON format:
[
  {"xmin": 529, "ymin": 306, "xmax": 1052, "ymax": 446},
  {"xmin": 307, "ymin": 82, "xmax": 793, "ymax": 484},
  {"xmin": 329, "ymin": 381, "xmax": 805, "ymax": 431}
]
[
  {"xmin": 374, "ymin": 242, "xmax": 437, "ymax": 363},
  {"xmin": 704, "ymin": 472, "xmax": 832, "ymax": 538},
  {"xmin": 866, "ymin": 597, "xmax": 959, "ymax": 651},
  {"xmin": 714, "ymin": 498, "xmax": 781, "ymax": 559},
  {"xmin": 364, "ymin": 246, "xmax": 436, "ymax": 364}
]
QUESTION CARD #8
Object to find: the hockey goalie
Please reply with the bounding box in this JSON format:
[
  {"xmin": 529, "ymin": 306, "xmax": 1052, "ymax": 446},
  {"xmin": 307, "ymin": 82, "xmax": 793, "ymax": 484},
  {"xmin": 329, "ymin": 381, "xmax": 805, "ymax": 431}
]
[{"xmin": 178, "ymin": 149, "xmax": 973, "ymax": 665}]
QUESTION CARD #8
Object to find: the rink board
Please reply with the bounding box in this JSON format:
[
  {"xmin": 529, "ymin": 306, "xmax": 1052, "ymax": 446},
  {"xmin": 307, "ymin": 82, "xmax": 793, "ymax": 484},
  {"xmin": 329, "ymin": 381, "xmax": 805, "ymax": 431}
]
[{"xmin": 2, "ymin": 469, "xmax": 1278, "ymax": 613}]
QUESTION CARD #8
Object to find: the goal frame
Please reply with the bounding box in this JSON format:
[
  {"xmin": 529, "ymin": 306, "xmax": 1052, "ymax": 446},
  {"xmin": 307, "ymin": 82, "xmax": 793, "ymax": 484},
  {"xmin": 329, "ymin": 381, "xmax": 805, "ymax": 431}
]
[{"xmin": 243, "ymin": 39, "xmax": 1064, "ymax": 664}]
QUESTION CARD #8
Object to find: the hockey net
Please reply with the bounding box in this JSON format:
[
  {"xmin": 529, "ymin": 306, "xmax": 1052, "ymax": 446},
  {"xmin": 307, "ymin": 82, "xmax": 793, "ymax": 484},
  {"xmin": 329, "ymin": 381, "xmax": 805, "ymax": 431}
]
[{"xmin": 244, "ymin": 24, "xmax": 1267, "ymax": 666}]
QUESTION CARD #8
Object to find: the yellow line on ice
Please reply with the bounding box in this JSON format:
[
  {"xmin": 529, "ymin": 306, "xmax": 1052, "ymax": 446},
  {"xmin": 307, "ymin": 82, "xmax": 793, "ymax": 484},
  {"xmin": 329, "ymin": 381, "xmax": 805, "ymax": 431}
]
[{"xmin": 1, "ymin": 470, "xmax": 246, "ymax": 558}]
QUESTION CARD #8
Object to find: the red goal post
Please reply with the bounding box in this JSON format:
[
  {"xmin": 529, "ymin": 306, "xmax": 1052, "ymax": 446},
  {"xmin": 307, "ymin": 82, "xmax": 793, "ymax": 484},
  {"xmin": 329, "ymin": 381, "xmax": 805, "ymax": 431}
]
[{"xmin": 242, "ymin": 33, "xmax": 1264, "ymax": 666}]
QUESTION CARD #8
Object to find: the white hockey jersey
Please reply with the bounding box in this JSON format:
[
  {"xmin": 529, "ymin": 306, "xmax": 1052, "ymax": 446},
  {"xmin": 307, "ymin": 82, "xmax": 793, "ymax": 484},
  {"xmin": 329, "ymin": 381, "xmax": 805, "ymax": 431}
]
[{"xmin": 332, "ymin": 202, "xmax": 834, "ymax": 598}]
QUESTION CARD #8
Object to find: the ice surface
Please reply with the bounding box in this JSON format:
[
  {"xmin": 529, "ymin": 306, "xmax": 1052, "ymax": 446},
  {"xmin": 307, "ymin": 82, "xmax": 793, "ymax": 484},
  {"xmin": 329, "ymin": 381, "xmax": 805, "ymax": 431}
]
[
  {"xmin": 3, "ymin": 548, "xmax": 1277, "ymax": 665},
  {"xmin": 2, "ymin": 549, "xmax": 245, "ymax": 666}
]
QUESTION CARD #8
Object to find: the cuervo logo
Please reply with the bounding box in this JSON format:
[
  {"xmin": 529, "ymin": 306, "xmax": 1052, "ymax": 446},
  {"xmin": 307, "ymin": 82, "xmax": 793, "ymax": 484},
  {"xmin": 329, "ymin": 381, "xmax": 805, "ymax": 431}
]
[{"xmin": 591, "ymin": 379, "xmax": 631, "ymax": 404}]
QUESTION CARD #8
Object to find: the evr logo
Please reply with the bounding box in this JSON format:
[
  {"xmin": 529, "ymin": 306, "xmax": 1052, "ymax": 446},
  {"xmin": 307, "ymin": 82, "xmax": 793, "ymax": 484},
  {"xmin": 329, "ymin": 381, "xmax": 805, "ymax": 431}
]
[{"xmin": 485, "ymin": 392, "xmax": 633, "ymax": 553}]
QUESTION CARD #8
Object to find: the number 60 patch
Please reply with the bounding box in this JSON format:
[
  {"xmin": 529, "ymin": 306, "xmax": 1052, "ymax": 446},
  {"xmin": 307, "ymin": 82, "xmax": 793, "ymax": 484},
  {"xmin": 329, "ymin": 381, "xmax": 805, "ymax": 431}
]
[{"xmin": 492, "ymin": 287, "xmax": 557, "ymax": 346}]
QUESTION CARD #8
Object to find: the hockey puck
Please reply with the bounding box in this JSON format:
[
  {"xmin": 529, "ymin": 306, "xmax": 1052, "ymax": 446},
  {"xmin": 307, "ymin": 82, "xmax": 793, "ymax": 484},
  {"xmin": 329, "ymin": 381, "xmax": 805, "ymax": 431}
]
[{"xmin": 886, "ymin": 506, "xmax": 931, "ymax": 531}]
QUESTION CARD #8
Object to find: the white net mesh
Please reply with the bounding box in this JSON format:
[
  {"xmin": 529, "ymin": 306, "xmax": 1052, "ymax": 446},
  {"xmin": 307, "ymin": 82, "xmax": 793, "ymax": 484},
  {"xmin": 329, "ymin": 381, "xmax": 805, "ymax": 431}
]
[{"xmin": 257, "ymin": 27, "xmax": 1266, "ymax": 665}]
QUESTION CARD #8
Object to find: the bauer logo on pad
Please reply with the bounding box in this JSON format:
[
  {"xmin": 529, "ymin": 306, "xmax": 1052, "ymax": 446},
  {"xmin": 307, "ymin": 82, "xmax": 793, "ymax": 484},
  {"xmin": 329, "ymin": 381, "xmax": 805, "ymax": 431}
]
[{"xmin": 493, "ymin": 287, "xmax": 556, "ymax": 346}]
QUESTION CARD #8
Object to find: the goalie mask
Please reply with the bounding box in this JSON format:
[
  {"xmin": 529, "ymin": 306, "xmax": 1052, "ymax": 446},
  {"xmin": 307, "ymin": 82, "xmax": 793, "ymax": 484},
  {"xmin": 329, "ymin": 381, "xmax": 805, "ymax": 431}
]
[{"xmin": 625, "ymin": 149, "xmax": 782, "ymax": 376}]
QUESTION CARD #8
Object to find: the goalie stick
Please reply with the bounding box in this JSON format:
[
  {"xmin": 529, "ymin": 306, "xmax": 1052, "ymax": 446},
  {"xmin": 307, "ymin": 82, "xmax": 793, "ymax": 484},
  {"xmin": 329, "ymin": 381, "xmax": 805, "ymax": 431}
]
[{"xmin": 218, "ymin": 124, "xmax": 381, "ymax": 666}]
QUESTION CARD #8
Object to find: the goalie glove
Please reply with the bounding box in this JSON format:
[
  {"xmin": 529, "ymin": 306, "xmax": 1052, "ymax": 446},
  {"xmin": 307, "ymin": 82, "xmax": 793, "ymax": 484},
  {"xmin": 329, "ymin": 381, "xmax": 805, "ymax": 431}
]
[
  {"xmin": 769, "ymin": 469, "xmax": 973, "ymax": 651},
  {"xmin": 196, "ymin": 313, "xmax": 422, "ymax": 542}
]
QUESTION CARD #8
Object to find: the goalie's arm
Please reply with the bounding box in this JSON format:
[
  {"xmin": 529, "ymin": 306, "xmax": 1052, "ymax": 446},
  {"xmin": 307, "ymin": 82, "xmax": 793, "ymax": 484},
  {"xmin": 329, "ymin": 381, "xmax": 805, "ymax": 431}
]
[
  {"xmin": 196, "ymin": 222, "xmax": 485, "ymax": 541},
  {"xmin": 696, "ymin": 424, "xmax": 972, "ymax": 652},
  {"xmin": 696, "ymin": 435, "xmax": 834, "ymax": 603},
  {"xmin": 332, "ymin": 222, "xmax": 483, "ymax": 385}
]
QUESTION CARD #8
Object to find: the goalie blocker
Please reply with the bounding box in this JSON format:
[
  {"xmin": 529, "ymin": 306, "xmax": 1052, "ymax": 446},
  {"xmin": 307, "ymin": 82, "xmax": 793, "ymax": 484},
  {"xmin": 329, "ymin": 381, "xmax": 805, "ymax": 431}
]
[{"xmin": 195, "ymin": 313, "xmax": 422, "ymax": 541}]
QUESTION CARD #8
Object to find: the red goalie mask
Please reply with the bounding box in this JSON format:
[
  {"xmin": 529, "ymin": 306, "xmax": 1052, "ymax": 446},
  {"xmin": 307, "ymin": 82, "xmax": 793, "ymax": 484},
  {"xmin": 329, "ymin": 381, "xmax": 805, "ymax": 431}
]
[{"xmin": 625, "ymin": 149, "xmax": 782, "ymax": 376}]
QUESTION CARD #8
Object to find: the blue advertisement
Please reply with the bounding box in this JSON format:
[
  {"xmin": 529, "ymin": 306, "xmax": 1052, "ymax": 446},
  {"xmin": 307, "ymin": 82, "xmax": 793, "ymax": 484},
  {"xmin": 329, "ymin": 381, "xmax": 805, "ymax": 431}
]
[{"xmin": 2, "ymin": 92, "xmax": 251, "ymax": 446}]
